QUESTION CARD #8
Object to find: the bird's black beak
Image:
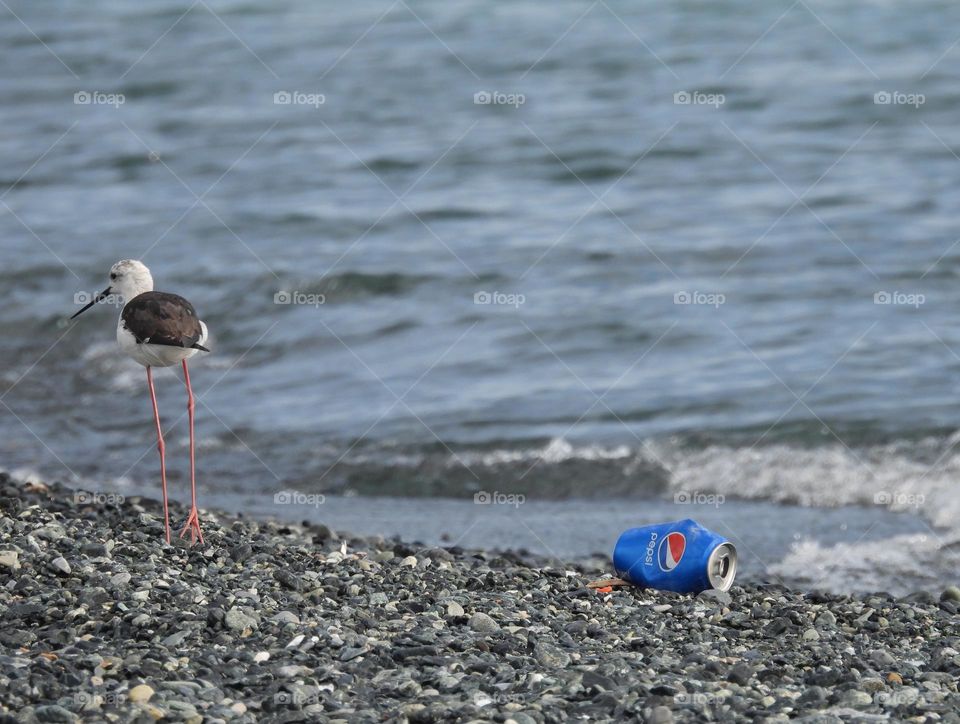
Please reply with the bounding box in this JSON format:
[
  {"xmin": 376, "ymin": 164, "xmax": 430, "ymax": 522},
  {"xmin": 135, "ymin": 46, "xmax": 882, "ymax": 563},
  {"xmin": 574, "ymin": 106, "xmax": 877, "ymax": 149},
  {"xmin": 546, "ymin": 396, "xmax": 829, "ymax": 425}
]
[{"xmin": 70, "ymin": 286, "xmax": 111, "ymax": 319}]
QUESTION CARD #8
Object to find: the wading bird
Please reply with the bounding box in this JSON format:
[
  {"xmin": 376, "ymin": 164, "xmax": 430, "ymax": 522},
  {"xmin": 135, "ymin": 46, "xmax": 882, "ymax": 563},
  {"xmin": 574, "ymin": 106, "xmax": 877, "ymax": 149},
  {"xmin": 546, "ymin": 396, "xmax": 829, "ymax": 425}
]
[{"xmin": 72, "ymin": 259, "xmax": 209, "ymax": 544}]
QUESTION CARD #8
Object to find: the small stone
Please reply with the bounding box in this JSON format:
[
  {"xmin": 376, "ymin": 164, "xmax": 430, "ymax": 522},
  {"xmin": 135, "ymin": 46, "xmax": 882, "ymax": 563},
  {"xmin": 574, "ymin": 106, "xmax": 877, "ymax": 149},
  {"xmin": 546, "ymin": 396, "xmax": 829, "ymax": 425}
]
[
  {"xmin": 286, "ymin": 634, "xmax": 305, "ymax": 649},
  {"xmin": 369, "ymin": 592, "xmax": 389, "ymax": 605},
  {"xmin": 33, "ymin": 705, "xmax": 75, "ymax": 722},
  {"xmin": 129, "ymin": 684, "xmax": 155, "ymax": 703},
  {"xmin": 274, "ymin": 569, "xmax": 301, "ymax": 591},
  {"xmin": 814, "ymin": 610, "xmax": 836, "ymax": 628},
  {"xmin": 446, "ymin": 601, "xmax": 465, "ymax": 617},
  {"xmin": 400, "ymin": 555, "xmax": 418, "ymax": 568},
  {"xmin": 230, "ymin": 544, "xmax": 253, "ymax": 562},
  {"xmin": 728, "ymin": 662, "xmax": 753, "ymax": 685},
  {"xmin": 0, "ymin": 551, "xmax": 20, "ymax": 570},
  {"xmin": 533, "ymin": 641, "xmax": 570, "ymax": 668},
  {"xmin": 647, "ymin": 705, "xmax": 673, "ymax": 724},
  {"xmin": 802, "ymin": 628, "xmax": 820, "ymax": 641},
  {"xmin": 271, "ymin": 611, "xmax": 300, "ymax": 625},
  {"xmin": 340, "ymin": 646, "xmax": 367, "ymax": 661},
  {"xmin": 839, "ymin": 690, "xmax": 873, "ymax": 707},
  {"xmin": 697, "ymin": 589, "xmax": 732, "ymax": 606},
  {"xmin": 50, "ymin": 556, "xmax": 71, "ymax": 576},
  {"xmin": 254, "ymin": 651, "xmax": 270, "ymax": 663},
  {"xmin": 224, "ymin": 607, "xmax": 257, "ymax": 632},
  {"xmin": 870, "ymin": 649, "xmax": 896, "ymax": 668},
  {"xmin": 887, "ymin": 672, "xmax": 903, "ymax": 685},
  {"xmin": 652, "ymin": 604, "xmax": 672, "ymax": 613},
  {"xmin": 230, "ymin": 702, "xmax": 247, "ymax": 715},
  {"xmin": 468, "ymin": 612, "xmax": 500, "ymax": 634},
  {"xmin": 861, "ymin": 678, "xmax": 885, "ymax": 693},
  {"xmin": 162, "ymin": 630, "xmax": 190, "ymax": 647},
  {"xmin": 940, "ymin": 585, "xmax": 960, "ymax": 602},
  {"xmin": 111, "ymin": 572, "xmax": 132, "ymax": 587}
]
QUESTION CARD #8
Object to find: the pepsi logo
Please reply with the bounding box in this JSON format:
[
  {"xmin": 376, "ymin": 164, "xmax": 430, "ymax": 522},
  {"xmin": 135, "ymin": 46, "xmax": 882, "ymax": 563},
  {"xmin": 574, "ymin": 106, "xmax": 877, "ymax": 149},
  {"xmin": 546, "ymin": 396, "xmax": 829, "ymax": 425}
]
[{"xmin": 657, "ymin": 532, "xmax": 686, "ymax": 571}]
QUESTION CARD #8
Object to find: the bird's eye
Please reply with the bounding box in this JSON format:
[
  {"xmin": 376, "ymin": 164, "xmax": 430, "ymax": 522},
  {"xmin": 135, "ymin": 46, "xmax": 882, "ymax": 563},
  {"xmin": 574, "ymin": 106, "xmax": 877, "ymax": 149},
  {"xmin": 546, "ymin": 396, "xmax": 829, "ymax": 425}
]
[{"xmin": 110, "ymin": 273, "xmax": 117, "ymax": 280}]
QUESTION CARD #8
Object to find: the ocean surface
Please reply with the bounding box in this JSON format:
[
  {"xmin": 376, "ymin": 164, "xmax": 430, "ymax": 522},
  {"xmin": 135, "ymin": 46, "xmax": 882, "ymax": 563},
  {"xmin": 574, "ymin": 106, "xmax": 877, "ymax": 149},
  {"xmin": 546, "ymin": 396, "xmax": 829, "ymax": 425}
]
[{"xmin": 2, "ymin": 0, "xmax": 960, "ymax": 595}]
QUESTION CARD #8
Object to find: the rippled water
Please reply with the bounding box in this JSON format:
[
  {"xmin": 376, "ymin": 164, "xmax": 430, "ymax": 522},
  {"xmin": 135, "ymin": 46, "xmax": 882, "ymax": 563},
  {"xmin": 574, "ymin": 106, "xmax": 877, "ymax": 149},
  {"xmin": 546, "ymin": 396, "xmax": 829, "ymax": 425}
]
[{"xmin": 3, "ymin": 0, "xmax": 960, "ymax": 592}]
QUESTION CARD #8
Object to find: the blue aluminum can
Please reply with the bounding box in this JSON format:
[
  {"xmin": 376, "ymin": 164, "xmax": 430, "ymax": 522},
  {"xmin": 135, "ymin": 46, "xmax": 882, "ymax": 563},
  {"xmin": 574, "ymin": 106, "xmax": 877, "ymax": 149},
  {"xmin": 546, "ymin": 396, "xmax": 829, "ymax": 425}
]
[{"xmin": 613, "ymin": 518, "xmax": 737, "ymax": 593}]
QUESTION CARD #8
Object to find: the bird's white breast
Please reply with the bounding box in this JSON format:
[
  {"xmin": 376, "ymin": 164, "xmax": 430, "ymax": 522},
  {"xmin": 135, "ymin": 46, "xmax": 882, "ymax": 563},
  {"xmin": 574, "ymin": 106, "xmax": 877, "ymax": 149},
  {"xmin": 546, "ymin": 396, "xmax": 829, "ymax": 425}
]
[{"xmin": 117, "ymin": 315, "xmax": 207, "ymax": 368}]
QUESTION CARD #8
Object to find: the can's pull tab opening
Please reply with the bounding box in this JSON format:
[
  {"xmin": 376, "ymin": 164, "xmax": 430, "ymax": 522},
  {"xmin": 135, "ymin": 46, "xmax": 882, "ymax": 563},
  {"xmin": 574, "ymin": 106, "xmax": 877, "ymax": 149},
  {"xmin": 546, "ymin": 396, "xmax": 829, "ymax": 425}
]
[{"xmin": 707, "ymin": 543, "xmax": 738, "ymax": 592}]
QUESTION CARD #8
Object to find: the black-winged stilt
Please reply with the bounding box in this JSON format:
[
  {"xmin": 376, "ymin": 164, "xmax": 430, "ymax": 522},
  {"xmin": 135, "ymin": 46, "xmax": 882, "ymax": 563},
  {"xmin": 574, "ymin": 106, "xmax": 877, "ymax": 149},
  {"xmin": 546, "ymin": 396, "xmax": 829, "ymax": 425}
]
[{"xmin": 71, "ymin": 259, "xmax": 210, "ymax": 544}]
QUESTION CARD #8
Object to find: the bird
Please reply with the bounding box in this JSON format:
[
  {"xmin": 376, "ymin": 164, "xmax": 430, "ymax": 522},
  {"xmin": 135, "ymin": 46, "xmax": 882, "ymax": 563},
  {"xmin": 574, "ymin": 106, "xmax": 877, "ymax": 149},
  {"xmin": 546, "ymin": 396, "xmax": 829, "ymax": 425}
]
[{"xmin": 71, "ymin": 259, "xmax": 209, "ymax": 545}]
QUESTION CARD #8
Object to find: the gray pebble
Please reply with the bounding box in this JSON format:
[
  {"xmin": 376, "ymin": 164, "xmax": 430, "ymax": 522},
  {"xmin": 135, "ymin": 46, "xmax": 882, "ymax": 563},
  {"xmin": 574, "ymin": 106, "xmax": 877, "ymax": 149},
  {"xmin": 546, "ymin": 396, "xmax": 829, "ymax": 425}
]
[
  {"xmin": 49, "ymin": 556, "xmax": 71, "ymax": 576},
  {"xmin": 533, "ymin": 641, "xmax": 570, "ymax": 668},
  {"xmin": 468, "ymin": 612, "xmax": 500, "ymax": 634}
]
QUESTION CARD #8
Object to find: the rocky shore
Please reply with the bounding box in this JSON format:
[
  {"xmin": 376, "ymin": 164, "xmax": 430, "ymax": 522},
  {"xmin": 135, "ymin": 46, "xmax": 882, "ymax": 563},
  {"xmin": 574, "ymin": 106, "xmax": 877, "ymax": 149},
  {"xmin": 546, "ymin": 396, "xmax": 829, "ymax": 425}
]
[{"xmin": 0, "ymin": 474, "xmax": 958, "ymax": 723}]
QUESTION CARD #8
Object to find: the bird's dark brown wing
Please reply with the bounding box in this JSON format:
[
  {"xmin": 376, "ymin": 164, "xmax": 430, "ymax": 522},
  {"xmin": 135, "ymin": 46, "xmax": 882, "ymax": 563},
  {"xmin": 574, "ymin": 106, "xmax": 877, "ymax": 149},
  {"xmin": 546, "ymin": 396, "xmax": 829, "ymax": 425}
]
[{"xmin": 121, "ymin": 291, "xmax": 205, "ymax": 349}]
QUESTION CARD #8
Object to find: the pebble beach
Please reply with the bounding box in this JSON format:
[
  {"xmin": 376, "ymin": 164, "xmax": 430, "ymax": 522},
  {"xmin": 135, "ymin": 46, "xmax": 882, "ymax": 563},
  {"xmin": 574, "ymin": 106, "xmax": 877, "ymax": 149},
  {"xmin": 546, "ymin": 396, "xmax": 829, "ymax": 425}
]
[{"xmin": 1, "ymin": 474, "xmax": 958, "ymax": 723}]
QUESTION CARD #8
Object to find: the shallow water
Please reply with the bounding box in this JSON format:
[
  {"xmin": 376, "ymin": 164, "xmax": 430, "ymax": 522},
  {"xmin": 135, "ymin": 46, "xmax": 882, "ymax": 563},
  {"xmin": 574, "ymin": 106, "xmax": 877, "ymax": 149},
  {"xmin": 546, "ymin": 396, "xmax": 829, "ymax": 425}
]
[{"xmin": 2, "ymin": 0, "xmax": 960, "ymax": 593}]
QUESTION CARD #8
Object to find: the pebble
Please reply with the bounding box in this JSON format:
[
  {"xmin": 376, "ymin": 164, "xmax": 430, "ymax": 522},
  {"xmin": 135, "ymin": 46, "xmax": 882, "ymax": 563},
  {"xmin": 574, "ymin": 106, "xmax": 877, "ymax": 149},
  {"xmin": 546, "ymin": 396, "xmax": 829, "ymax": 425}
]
[
  {"xmin": 49, "ymin": 556, "xmax": 71, "ymax": 576},
  {"xmin": 814, "ymin": 610, "xmax": 836, "ymax": 628},
  {"xmin": 870, "ymin": 649, "xmax": 896, "ymax": 668},
  {"xmin": 128, "ymin": 684, "xmax": 155, "ymax": 703},
  {"xmin": 468, "ymin": 612, "xmax": 500, "ymax": 634},
  {"xmin": 0, "ymin": 476, "xmax": 955, "ymax": 724},
  {"xmin": 647, "ymin": 705, "xmax": 674, "ymax": 723},
  {"xmin": 839, "ymin": 689, "xmax": 873, "ymax": 707},
  {"xmin": 33, "ymin": 705, "xmax": 75, "ymax": 722},
  {"xmin": 533, "ymin": 641, "xmax": 570, "ymax": 668},
  {"xmin": 271, "ymin": 611, "xmax": 300, "ymax": 625},
  {"xmin": 224, "ymin": 607, "xmax": 257, "ymax": 632},
  {"xmin": 697, "ymin": 589, "xmax": 732, "ymax": 606}
]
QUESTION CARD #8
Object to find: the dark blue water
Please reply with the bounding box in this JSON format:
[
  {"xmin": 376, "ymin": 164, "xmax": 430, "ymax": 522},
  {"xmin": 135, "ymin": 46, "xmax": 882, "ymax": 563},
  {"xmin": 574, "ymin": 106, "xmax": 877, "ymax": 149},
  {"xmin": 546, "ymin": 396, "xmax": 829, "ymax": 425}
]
[{"xmin": 2, "ymin": 0, "xmax": 959, "ymax": 592}]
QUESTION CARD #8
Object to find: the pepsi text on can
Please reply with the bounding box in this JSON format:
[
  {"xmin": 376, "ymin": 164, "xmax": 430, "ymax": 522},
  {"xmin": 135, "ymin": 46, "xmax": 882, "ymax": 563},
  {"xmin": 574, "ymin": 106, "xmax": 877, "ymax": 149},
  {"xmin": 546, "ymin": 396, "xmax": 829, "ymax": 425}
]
[{"xmin": 613, "ymin": 518, "xmax": 737, "ymax": 594}]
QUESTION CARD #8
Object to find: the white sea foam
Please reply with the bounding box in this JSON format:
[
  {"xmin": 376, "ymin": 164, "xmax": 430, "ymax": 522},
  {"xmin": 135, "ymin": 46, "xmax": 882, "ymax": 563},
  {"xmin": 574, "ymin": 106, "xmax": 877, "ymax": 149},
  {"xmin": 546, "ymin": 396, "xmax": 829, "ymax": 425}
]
[
  {"xmin": 454, "ymin": 437, "xmax": 633, "ymax": 467},
  {"xmin": 653, "ymin": 438, "xmax": 960, "ymax": 532}
]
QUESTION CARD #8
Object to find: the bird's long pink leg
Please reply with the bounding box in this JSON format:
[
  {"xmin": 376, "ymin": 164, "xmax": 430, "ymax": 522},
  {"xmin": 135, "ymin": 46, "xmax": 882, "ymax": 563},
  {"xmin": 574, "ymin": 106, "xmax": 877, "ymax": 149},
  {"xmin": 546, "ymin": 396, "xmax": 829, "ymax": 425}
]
[
  {"xmin": 179, "ymin": 359, "xmax": 204, "ymax": 544},
  {"xmin": 146, "ymin": 366, "xmax": 172, "ymax": 544}
]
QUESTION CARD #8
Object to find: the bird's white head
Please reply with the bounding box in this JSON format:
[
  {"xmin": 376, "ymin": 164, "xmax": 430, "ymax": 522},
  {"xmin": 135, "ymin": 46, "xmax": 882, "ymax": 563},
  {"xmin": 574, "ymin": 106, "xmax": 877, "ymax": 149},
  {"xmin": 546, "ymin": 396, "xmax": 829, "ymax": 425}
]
[
  {"xmin": 71, "ymin": 259, "xmax": 155, "ymax": 320},
  {"xmin": 108, "ymin": 259, "xmax": 154, "ymax": 302}
]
